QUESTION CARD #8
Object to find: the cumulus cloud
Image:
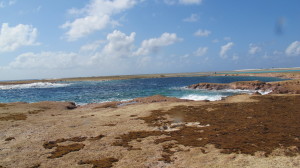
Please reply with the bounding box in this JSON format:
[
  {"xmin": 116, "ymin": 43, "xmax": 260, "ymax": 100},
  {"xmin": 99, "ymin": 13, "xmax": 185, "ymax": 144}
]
[
  {"xmin": 183, "ymin": 14, "xmax": 199, "ymax": 22},
  {"xmin": 3, "ymin": 30, "xmax": 182, "ymax": 78},
  {"xmin": 134, "ymin": 33, "xmax": 181, "ymax": 56},
  {"xmin": 194, "ymin": 29, "xmax": 211, "ymax": 37},
  {"xmin": 93, "ymin": 30, "xmax": 136, "ymax": 60},
  {"xmin": 179, "ymin": 0, "xmax": 202, "ymax": 5},
  {"xmin": 0, "ymin": 23, "xmax": 39, "ymax": 52},
  {"xmin": 248, "ymin": 43, "xmax": 261, "ymax": 55},
  {"xmin": 194, "ymin": 47, "xmax": 208, "ymax": 56},
  {"xmin": 8, "ymin": 52, "xmax": 78, "ymax": 69},
  {"xmin": 80, "ymin": 40, "xmax": 105, "ymax": 52},
  {"xmin": 285, "ymin": 41, "xmax": 300, "ymax": 56},
  {"xmin": 220, "ymin": 42, "xmax": 234, "ymax": 58},
  {"xmin": 61, "ymin": 0, "xmax": 139, "ymax": 41}
]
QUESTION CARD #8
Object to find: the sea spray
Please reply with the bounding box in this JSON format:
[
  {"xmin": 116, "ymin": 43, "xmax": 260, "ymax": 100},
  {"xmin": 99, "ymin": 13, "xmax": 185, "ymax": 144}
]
[{"xmin": 0, "ymin": 82, "xmax": 71, "ymax": 90}]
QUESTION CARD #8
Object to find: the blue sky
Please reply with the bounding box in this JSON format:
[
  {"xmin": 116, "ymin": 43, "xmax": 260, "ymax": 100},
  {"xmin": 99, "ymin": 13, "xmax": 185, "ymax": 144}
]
[{"xmin": 0, "ymin": 0, "xmax": 300, "ymax": 80}]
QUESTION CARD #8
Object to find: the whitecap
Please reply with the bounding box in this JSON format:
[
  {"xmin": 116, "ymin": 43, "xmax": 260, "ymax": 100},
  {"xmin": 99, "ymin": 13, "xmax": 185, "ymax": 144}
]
[
  {"xmin": 0, "ymin": 82, "xmax": 71, "ymax": 90},
  {"xmin": 180, "ymin": 94, "xmax": 225, "ymax": 101},
  {"xmin": 258, "ymin": 90, "xmax": 272, "ymax": 95}
]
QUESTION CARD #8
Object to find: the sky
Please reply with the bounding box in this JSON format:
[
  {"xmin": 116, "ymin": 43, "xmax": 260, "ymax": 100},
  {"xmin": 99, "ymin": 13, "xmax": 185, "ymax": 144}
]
[{"xmin": 0, "ymin": 0, "xmax": 300, "ymax": 80}]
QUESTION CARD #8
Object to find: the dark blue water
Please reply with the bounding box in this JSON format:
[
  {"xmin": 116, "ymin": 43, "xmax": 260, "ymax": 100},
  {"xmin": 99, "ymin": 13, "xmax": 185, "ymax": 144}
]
[{"xmin": 0, "ymin": 76, "xmax": 286, "ymax": 104}]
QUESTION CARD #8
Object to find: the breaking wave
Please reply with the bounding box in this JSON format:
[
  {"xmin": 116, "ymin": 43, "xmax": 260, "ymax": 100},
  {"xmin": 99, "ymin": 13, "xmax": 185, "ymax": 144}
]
[
  {"xmin": 180, "ymin": 94, "xmax": 225, "ymax": 101},
  {"xmin": 0, "ymin": 82, "xmax": 71, "ymax": 90}
]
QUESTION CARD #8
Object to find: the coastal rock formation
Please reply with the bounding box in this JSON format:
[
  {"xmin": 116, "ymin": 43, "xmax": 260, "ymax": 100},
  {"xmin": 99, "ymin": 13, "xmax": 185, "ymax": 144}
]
[{"xmin": 188, "ymin": 80, "xmax": 300, "ymax": 94}]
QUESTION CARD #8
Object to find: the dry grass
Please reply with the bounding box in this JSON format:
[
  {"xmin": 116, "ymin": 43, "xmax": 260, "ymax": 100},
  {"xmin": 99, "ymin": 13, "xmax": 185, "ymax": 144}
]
[
  {"xmin": 113, "ymin": 95, "xmax": 300, "ymax": 163},
  {"xmin": 0, "ymin": 114, "xmax": 27, "ymax": 121},
  {"xmin": 78, "ymin": 158, "xmax": 118, "ymax": 168},
  {"xmin": 47, "ymin": 143, "xmax": 85, "ymax": 159}
]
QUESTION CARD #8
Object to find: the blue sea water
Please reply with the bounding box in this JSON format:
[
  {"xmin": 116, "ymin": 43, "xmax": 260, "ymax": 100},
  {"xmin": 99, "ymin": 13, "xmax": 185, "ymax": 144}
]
[{"xmin": 0, "ymin": 76, "xmax": 286, "ymax": 104}]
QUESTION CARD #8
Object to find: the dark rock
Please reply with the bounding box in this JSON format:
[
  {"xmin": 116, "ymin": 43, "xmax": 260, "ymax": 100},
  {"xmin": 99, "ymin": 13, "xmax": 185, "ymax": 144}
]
[{"xmin": 66, "ymin": 102, "xmax": 77, "ymax": 110}]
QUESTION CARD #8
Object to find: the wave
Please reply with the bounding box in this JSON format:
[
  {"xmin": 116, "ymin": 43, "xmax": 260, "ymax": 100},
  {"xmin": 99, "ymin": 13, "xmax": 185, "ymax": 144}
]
[
  {"xmin": 0, "ymin": 82, "xmax": 71, "ymax": 90},
  {"xmin": 180, "ymin": 94, "xmax": 225, "ymax": 101},
  {"xmin": 258, "ymin": 90, "xmax": 272, "ymax": 95}
]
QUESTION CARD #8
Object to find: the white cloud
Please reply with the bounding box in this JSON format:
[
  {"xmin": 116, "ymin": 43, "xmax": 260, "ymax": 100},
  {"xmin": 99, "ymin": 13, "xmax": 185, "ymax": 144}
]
[
  {"xmin": 2, "ymin": 30, "xmax": 184, "ymax": 79},
  {"xmin": 0, "ymin": 23, "xmax": 39, "ymax": 52},
  {"xmin": 194, "ymin": 29, "xmax": 211, "ymax": 37},
  {"xmin": 248, "ymin": 43, "xmax": 261, "ymax": 55},
  {"xmin": 285, "ymin": 41, "xmax": 300, "ymax": 56},
  {"xmin": 101, "ymin": 30, "xmax": 136, "ymax": 59},
  {"xmin": 164, "ymin": 0, "xmax": 202, "ymax": 5},
  {"xmin": 163, "ymin": 0, "xmax": 176, "ymax": 5},
  {"xmin": 194, "ymin": 47, "xmax": 208, "ymax": 56},
  {"xmin": 179, "ymin": 0, "xmax": 202, "ymax": 5},
  {"xmin": 8, "ymin": 52, "xmax": 78, "ymax": 69},
  {"xmin": 61, "ymin": 0, "xmax": 139, "ymax": 41},
  {"xmin": 80, "ymin": 40, "xmax": 105, "ymax": 52},
  {"xmin": 220, "ymin": 42, "xmax": 234, "ymax": 58},
  {"xmin": 134, "ymin": 33, "xmax": 181, "ymax": 56},
  {"xmin": 183, "ymin": 14, "xmax": 199, "ymax": 22}
]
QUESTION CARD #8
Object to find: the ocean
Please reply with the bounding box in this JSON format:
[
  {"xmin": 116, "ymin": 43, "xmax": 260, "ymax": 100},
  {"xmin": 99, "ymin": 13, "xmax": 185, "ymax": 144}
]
[{"xmin": 0, "ymin": 76, "xmax": 286, "ymax": 104}]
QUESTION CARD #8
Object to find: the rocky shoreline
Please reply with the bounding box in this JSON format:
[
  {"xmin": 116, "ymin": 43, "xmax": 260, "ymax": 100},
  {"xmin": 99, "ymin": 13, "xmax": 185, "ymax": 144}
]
[
  {"xmin": 188, "ymin": 79, "xmax": 300, "ymax": 94},
  {"xmin": 1, "ymin": 72, "xmax": 300, "ymax": 168}
]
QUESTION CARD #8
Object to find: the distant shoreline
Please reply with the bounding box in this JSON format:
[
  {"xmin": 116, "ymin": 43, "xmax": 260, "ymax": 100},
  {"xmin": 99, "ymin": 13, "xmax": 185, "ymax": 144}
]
[{"xmin": 1, "ymin": 67, "xmax": 300, "ymax": 85}]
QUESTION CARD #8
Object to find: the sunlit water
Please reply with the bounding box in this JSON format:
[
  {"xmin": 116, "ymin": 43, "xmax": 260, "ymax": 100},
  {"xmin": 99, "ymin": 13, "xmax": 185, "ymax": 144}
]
[{"xmin": 0, "ymin": 76, "xmax": 286, "ymax": 104}]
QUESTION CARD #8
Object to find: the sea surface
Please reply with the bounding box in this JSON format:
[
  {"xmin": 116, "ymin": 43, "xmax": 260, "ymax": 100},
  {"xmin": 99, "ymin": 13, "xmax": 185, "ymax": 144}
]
[{"xmin": 0, "ymin": 76, "xmax": 286, "ymax": 104}]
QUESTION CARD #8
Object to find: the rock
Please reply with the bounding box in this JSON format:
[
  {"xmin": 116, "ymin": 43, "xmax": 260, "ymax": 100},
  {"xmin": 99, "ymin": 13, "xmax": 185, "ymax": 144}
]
[
  {"xmin": 188, "ymin": 80, "xmax": 300, "ymax": 95},
  {"xmin": 188, "ymin": 81, "xmax": 266, "ymax": 91},
  {"xmin": 66, "ymin": 102, "xmax": 77, "ymax": 110}
]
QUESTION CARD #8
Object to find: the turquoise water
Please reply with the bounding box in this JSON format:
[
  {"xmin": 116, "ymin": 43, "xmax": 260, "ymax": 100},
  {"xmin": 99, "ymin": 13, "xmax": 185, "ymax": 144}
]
[{"xmin": 0, "ymin": 76, "xmax": 286, "ymax": 104}]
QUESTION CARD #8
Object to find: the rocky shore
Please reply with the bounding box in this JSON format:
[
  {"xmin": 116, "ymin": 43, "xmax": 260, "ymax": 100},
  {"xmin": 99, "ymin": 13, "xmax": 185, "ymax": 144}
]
[
  {"xmin": 188, "ymin": 79, "xmax": 300, "ymax": 94},
  {"xmin": 1, "ymin": 72, "xmax": 300, "ymax": 168}
]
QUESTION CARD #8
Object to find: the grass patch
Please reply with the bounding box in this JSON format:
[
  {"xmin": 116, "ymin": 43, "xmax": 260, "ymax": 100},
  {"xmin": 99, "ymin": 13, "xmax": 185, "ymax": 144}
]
[
  {"xmin": 28, "ymin": 109, "xmax": 45, "ymax": 114},
  {"xmin": 0, "ymin": 114, "xmax": 27, "ymax": 121},
  {"xmin": 78, "ymin": 158, "xmax": 118, "ymax": 168},
  {"xmin": 113, "ymin": 95, "xmax": 300, "ymax": 162},
  {"xmin": 5, "ymin": 137, "xmax": 15, "ymax": 141},
  {"xmin": 43, "ymin": 136, "xmax": 87, "ymax": 149},
  {"xmin": 48, "ymin": 143, "xmax": 85, "ymax": 159},
  {"xmin": 0, "ymin": 103, "xmax": 7, "ymax": 107}
]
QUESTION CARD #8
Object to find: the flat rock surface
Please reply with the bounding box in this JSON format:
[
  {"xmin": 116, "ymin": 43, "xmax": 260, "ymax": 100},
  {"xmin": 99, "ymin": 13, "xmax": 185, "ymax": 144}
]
[{"xmin": 1, "ymin": 94, "xmax": 300, "ymax": 168}]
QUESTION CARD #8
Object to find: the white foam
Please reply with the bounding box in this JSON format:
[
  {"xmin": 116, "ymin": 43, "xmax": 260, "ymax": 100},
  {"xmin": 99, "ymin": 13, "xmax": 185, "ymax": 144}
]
[
  {"xmin": 180, "ymin": 94, "xmax": 225, "ymax": 101},
  {"xmin": 0, "ymin": 82, "xmax": 71, "ymax": 90},
  {"xmin": 258, "ymin": 90, "xmax": 272, "ymax": 95}
]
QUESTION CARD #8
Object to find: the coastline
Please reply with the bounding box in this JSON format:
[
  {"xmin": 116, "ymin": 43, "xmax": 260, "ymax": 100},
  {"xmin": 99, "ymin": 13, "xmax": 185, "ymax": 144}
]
[
  {"xmin": 1, "ymin": 71, "xmax": 300, "ymax": 167},
  {"xmin": 1, "ymin": 67, "xmax": 300, "ymax": 85}
]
